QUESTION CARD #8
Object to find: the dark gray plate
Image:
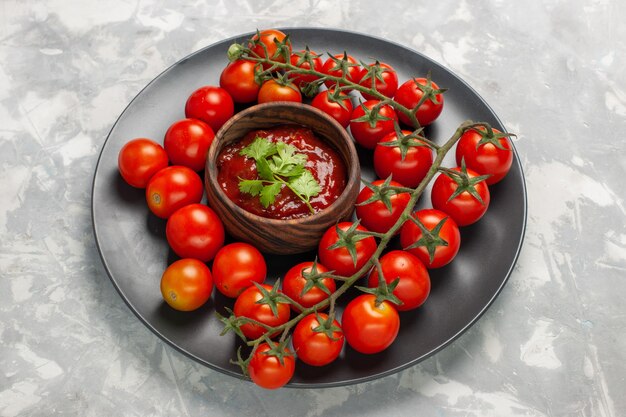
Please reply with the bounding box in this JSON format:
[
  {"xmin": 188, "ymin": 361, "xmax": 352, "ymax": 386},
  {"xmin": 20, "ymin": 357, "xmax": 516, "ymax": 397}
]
[{"xmin": 92, "ymin": 28, "xmax": 526, "ymax": 388}]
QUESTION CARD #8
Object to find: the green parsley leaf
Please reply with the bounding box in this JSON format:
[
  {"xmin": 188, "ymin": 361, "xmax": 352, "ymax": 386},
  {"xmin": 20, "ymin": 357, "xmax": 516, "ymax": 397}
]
[
  {"xmin": 289, "ymin": 170, "xmax": 321, "ymax": 201},
  {"xmin": 260, "ymin": 182, "xmax": 282, "ymax": 207},
  {"xmin": 238, "ymin": 135, "xmax": 321, "ymax": 213},
  {"xmin": 279, "ymin": 164, "xmax": 305, "ymax": 178},
  {"xmin": 240, "ymin": 137, "xmax": 277, "ymax": 161},
  {"xmin": 238, "ymin": 179, "xmax": 265, "ymax": 196},
  {"xmin": 255, "ymin": 157, "xmax": 274, "ymax": 181}
]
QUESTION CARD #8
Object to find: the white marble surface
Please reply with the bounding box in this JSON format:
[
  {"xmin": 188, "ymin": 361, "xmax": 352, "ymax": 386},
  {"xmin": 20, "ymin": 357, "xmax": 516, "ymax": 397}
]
[{"xmin": 1, "ymin": 1, "xmax": 625, "ymax": 416}]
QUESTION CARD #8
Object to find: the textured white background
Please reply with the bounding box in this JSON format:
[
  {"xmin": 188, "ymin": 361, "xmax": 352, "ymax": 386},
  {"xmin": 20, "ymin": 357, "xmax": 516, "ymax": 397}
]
[{"xmin": 1, "ymin": 1, "xmax": 625, "ymax": 416}]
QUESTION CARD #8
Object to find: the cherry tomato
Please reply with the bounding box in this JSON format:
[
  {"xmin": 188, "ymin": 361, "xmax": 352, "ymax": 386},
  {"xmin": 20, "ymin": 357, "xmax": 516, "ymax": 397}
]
[
  {"xmin": 160, "ymin": 259, "xmax": 212, "ymax": 311},
  {"xmin": 318, "ymin": 222, "xmax": 377, "ymax": 277},
  {"xmin": 163, "ymin": 119, "xmax": 215, "ymax": 172},
  {"xmin": 249, "ymin": 29, "xmax": 291, "ymax": 69},
  {"xmin": 292, "ymin": 313, "xmax": 344, "ymax": 366},
  {"xmin": 431, "ymin": 167, "xmax": 490, "ymax": 226},
  {"xmin": 373, "ymin": 130, "xmax": 434, "ymax": 188},
  {"xmin": 367, "ymin": 251, "xmax": 430, "ymax": 311},
  {"xmin": 212, "ymin": 242, "xmax": 266, "ymax": 298},
  {"xmin": 248, "ymin": 342, "xmax": 295, "ymax": 389},
  {"xmin": 400, "ymin": 209, "xmax": 461, "ymax": 268},
  {"xmin": 234, "ymin": 284, "xmax": 290, "ymax": 340},
  {"xmin": 455, "ymin": 127, "xmax": 513, "ymax": 185},
  {"xmin": 289, "ymin": 50, "xmax": 323, "ymax": 87},
  {"xmin": 118, "ymin": 138, "xmax": 168, "ymax": 188},
  {"xmin": 321, "ymin": 54, "xmax": 362, "ymax": 91},
  {"xmin": 146, "ymin": 166, "xmax": 203, "ymax": 219},
  {"xmin": 282, "ymin": 262, "xmax": 336, "ymax": 311},
  {"xmin": 185, "ymin": 86, "xmax": 234, "ymax": 132},
  {"xmin": 355, "ymin": 179, "xmax": 411, "ymax": 234},
  {"xmin": 342, "ymin": 294, "xmax": 400, "ymax": 354},
  {"xmin": 166, "ymin": 204, "xmax": 225, "ymax": 262},
  {"xmin": 219, "ymin": 60, "xmax": 261, "ymax": 103},
  {"xmin": 311, "ymin": 89, "xmax": 353, "ymax": 128},
  {"xmin": 349, "ymin": 100, "xmax": 397, "ymax": 149},
  {"xmin": 257, "ymin": 79, "xmax": 302, "ymax": 104},
  {"xmin": 394, "ymin": 78, "xmax": 444, "ymax": 127},
  {"xmin": 360, "ymin": 62, "xmax": 399, "ymax": 100}
]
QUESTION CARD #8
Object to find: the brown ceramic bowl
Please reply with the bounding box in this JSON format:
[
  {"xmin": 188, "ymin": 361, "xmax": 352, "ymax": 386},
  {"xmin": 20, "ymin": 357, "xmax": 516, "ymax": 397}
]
[{"xmin": 205, "ymin": 101, "xmax": 360, "ymax": 254}]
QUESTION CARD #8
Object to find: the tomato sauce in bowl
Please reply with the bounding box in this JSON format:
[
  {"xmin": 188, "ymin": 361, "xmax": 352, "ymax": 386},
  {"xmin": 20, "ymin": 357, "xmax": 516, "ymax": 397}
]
[{"xmin": 217, "ymin": 125, "xmax": 347, "ymax": 220}]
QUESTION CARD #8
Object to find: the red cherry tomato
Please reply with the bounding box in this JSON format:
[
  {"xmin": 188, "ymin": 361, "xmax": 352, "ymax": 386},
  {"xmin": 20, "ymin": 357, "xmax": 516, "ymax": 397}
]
[
  {"xmin": 355, "ymin": 179, "xmax": 411, "ymax": 234},
  {"xmin": 367, "ymin": 250, "xmax": 430, "ymax": 311},
  {"xmin": 282, "ymin": 262, "xmax": 336, "ymax": 311},
  {"xmin": 249, "ymin": 29, "xmax": 291, "ymax": 68},
  {"xmin": 455, "ymin": 127, "xmax": 513, "ymax": 185},
  {"xmin": 318, "ymin": 222, "xmax": 377, "ymax": 277},
  {"xmin": 292, "ymin": 313, "xmax": 344, "ymax": 366},
  {"xmin": 394, "ymin": 78, "xmax": 444, "ymax": 127},
  {"xmin": 373, "ymin": 130, "xmax": 434, "ymax": 188},
  {"xmin": 360, "ymin": 62, "xmax": 399, "ymax": 100},
  {"xmin": 185, "ymin": 86, "xmax": 234, "ymax": 132},
  {"xmin": 212, "ymin": 242, "xmax": 266, "ymax": 298},
  {"xmin": 400, "ymin": 209, "xmax": 461, "ymax": 268},
  {"xmin": 248, "ymin": 342, "xmax": 295, "ymax": 389},
  {"xmin": 118, "ymin": 138, "xmax": 168, "ymax": 188},
  {"xmin": 311, "ymin": 89, "xmax": 353, "ymax": 128},
  {"xmin": 166, "ymin": 204, "xmax": 224, "ymax": 262},
  {"xmin": 289, "ymin": 50, "xmax": 323, "ymax": 87},
  {"xmin": 163, "ymin": 119, "xmax": 215, "ymax": 172},
  {"xmin": 257, "ymin": 79, "xmax": 302, "ymax": 104},
  {"xmin": 342, "ymin": 294, "xmax": 400, "ymax": 354},
  {"xmin": 431, "ymin": 167, "xmax": 490, "ymax": 226},
  {"xmin": 349, "ymin": 100, "xmax": 397, "ymax": 149},
  {"xmin": 146, "ymin": 166, "xmax": 203, "ymax": 219},
  {"xmin": 219, "ymin": 60, "xmax": 261, "ymax": 103},
  {"xmin": 234, "ymin": 284, "xmax": 290, "ymax": 340},
  {"xmin": 321, "ymin": 54, "xmax": 362, "ymax": 91},
  {"xmin": 160, "ymin": 259, "xmax": 213, "ymax": 311}
]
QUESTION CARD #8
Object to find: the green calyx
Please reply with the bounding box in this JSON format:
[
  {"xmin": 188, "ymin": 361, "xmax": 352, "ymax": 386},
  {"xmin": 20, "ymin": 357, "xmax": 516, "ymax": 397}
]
[
  {"xmin": 273, "ymin": 34, "xmax": 292, "ymax": 63},
  {"xmin": 253, "ymin": 280, "xmax": 284, "ymax": 317},
  {"xmin": 359, "ymin": 60, "xmax": 387, "ymax": 90},
  {"xmin": 356, "ymin": 260, "xmax": 402, "ymax": 307},
  {"xmin": 351, "ymin": 101, "xmax": 393, "ymax": 129},
  {"xmin": 327, "ymin": 221, "xmax": 373, "ymax": 268},
  {"xmin": 472, "ymin": 126, "xmax": 515, "ymax": 151},
  {"xmin": 262, "ymin": 336, "xmax": 294, "ymax": 366},
  {"xmin": 300, "ymin": 259, "xmax": 335, "ymax": 297},
  {"xmin": 271, "ymin": 72, "xmax": 298, "ymax": 88},
  {"xmin": 326, "ymin": 87, "xmax": 350, "ymax": 110},
  {"xmin": 326, "ymin": 51, "xmax": 359, "ymax": 78},
  {"xmin": 216, "ymin": 308, "xmax": 248, "ymax": 342},
  {"xmin": 413, "ymin": 71, "xmax": 447, "ymax": 105},
  {"xmin": 440, "ymin": 158, "xmax": 491, "ymax": 205},
  {"xmin": 292, "ymin": 46, "xmax": 320, "ymax": 69},
  {"xmin": 404, "ymin": 215, "xmax": 450, "ymax": 264},
  {"xmin": 311, "ymin": 312, "xmax": 342, "ymax": 341},
  {"xmin": 378, "ymin": 122, "xmax": 430, "ymax": 161},
  {"xmin": 356, "ymin": 176, "xmax": 403, "ymax": 213}
]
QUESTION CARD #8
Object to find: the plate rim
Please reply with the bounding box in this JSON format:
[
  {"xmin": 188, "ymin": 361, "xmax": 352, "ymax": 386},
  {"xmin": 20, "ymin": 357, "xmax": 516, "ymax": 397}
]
[{"xmin": 91, "ymin": 26, "xmax": 528, "ymax": 388}]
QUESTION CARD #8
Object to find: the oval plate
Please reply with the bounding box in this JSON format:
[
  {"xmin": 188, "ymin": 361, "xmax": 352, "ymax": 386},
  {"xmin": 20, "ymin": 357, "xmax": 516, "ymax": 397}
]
[{"xmin": 92, "ymin": 28, "xmax": 527, "ymax": 388}]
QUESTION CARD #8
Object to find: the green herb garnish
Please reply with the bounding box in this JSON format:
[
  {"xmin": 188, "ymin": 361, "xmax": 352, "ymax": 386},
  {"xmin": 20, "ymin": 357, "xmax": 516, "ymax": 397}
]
[{"xmin": 238, "ymin": 137, "xmax": 321, "ymax": 213}]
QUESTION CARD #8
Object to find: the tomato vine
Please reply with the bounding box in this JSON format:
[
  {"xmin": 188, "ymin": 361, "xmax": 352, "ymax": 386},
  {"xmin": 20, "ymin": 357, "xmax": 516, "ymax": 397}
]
[{"xmin": 218, "ymin": 31, "xmax": 510, "ymax": 384}]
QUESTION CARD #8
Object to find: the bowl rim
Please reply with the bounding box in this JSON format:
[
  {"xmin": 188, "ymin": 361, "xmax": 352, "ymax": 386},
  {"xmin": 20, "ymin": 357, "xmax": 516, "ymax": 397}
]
[{"xmin": 205, "ymin": 101, "xmax": 361, "ymax": 225}]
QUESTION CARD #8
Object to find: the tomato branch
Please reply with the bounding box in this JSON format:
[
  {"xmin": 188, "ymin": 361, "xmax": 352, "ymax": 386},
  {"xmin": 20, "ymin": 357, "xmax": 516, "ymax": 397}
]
[{"xmin": 222, "ymin": 37, "xmax": 505, "ymax": 375}]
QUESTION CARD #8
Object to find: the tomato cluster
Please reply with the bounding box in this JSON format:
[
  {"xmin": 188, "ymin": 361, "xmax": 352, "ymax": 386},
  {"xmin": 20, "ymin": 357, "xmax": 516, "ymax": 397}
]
[{"xmin": 115, "ymin": 28, "xmax": 515, "ymax": 390}]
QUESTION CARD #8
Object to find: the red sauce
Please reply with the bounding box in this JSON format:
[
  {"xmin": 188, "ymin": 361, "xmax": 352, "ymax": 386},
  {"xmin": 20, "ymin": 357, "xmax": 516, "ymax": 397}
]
[{"xmin": 217, "ymin": 125, "xmax": 347, "ymax": 219}]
